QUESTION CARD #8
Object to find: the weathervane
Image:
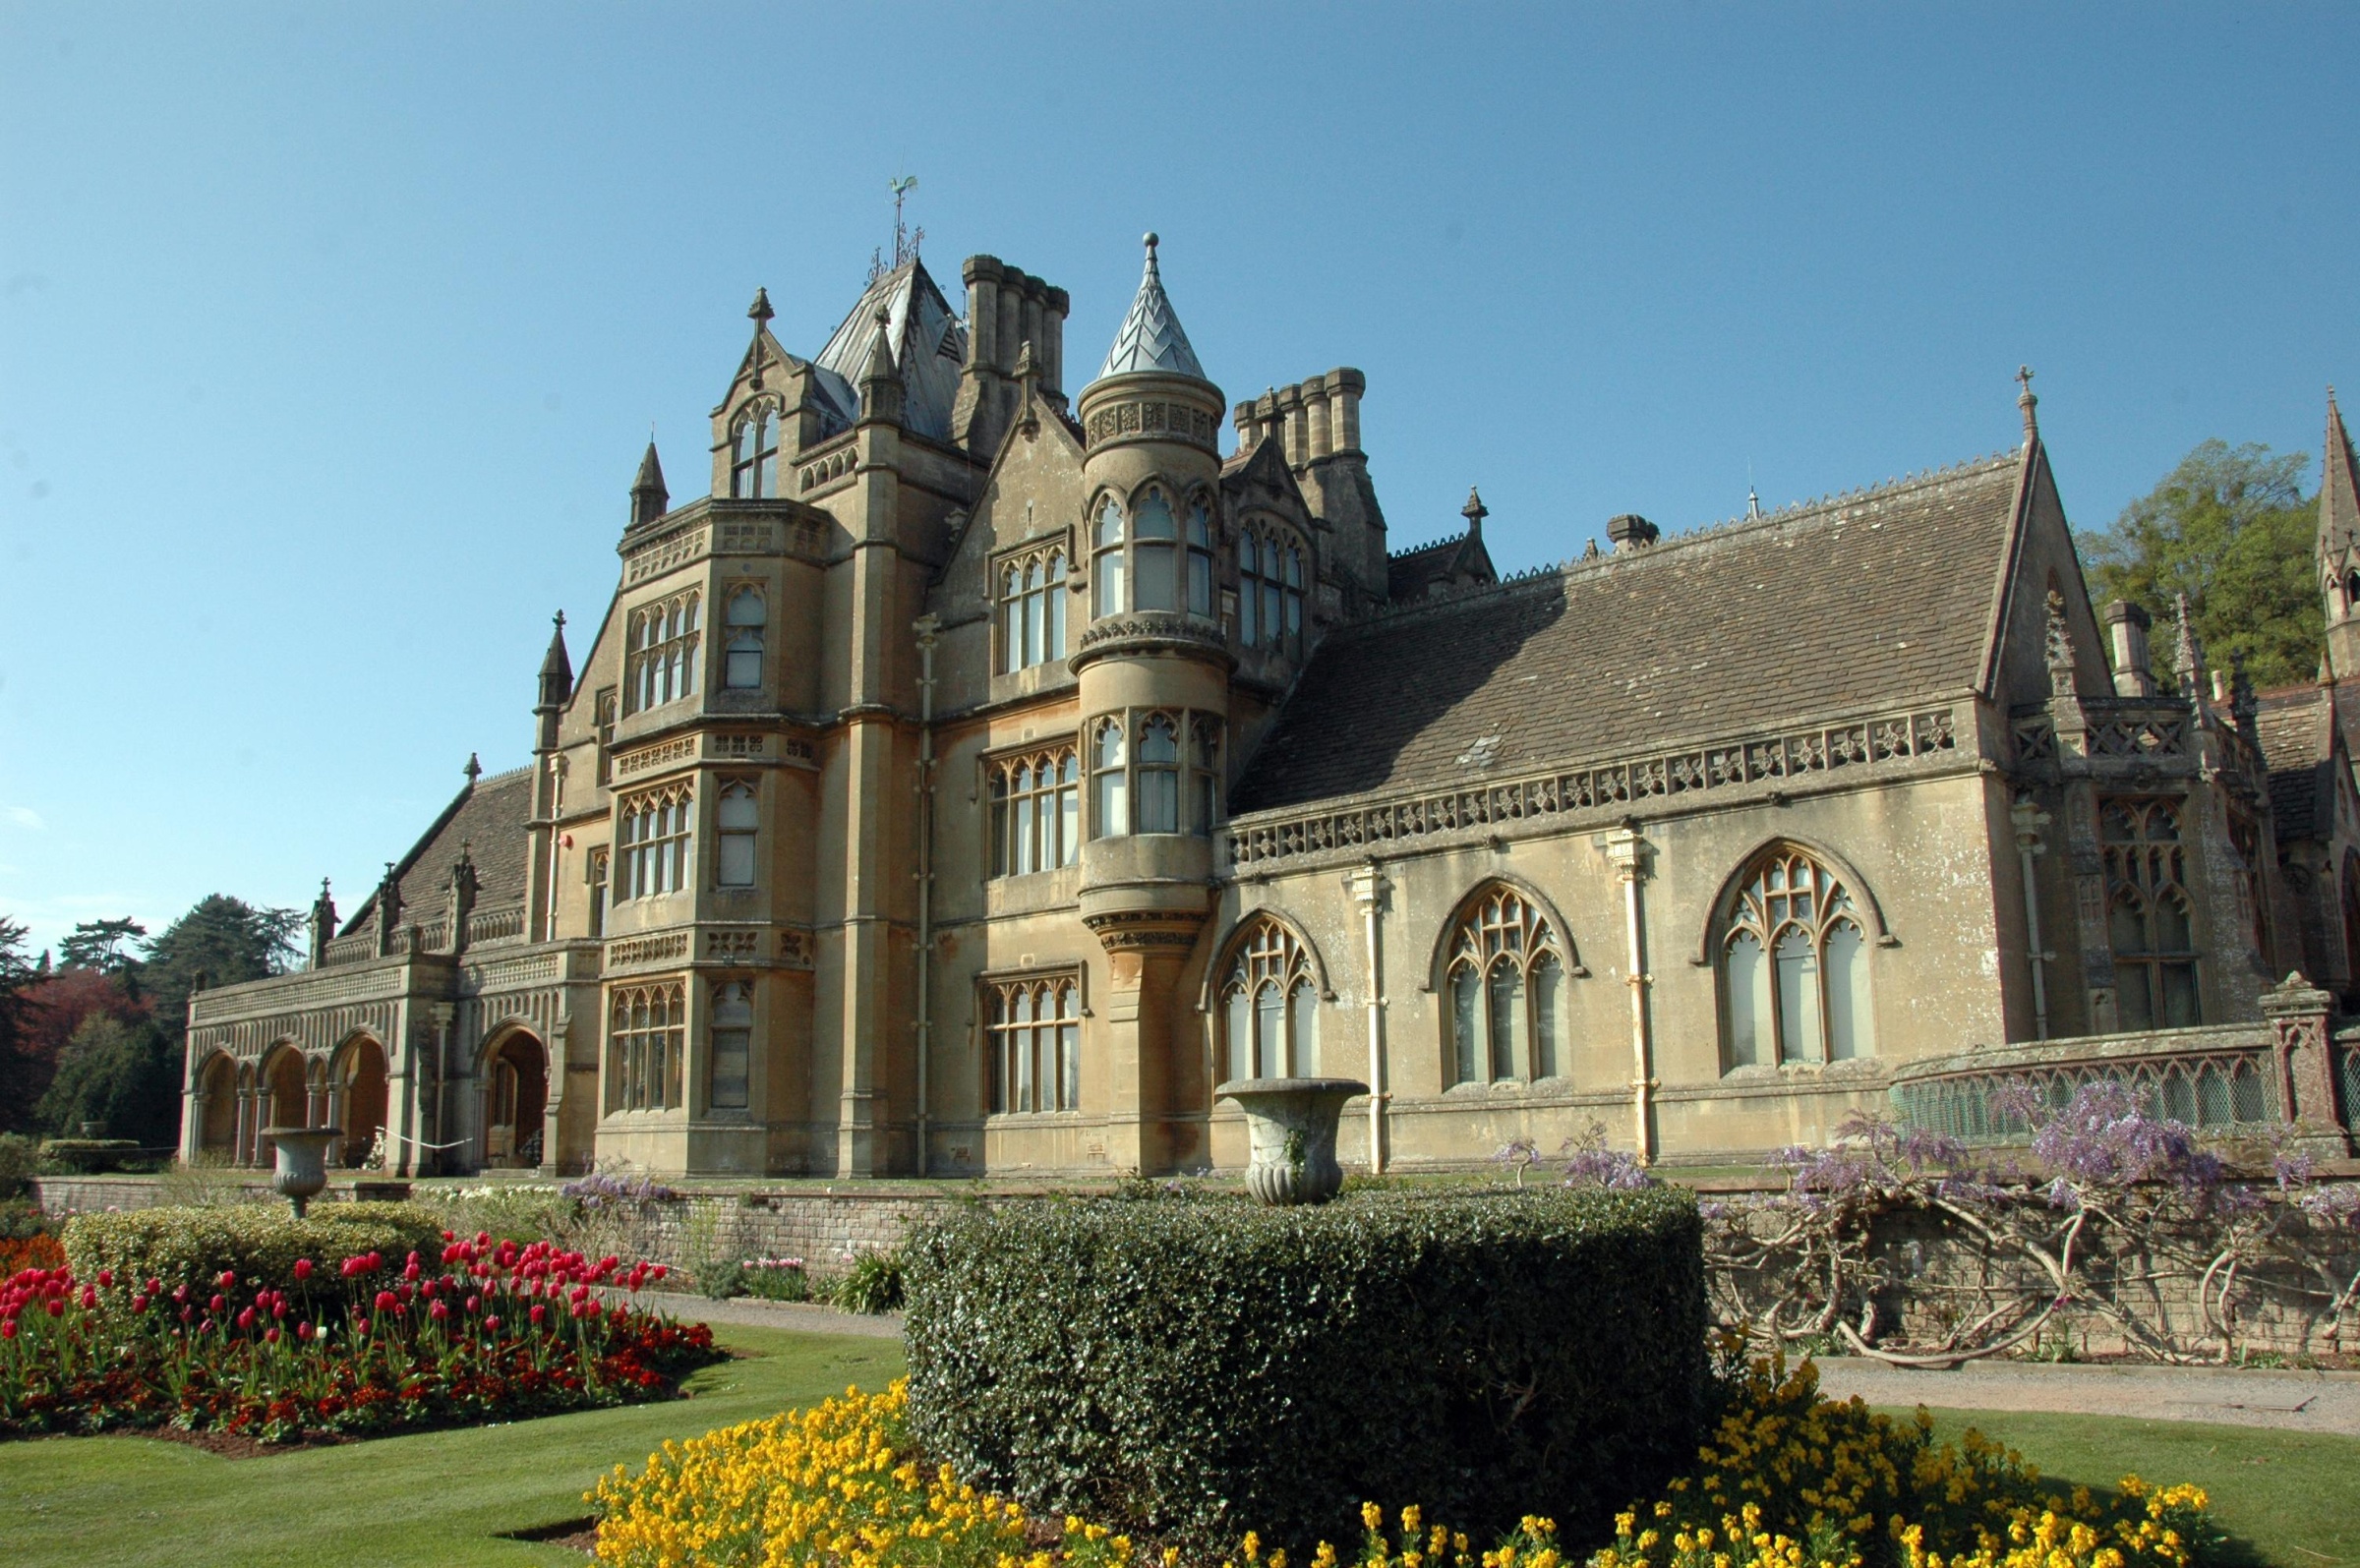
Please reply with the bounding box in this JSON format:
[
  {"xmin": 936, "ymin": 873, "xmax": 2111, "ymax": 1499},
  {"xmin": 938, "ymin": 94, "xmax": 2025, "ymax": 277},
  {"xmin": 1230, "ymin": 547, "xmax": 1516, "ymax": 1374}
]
[{"xmin": 870, "ymin": 175, "xmax": 922, "ymax": 282}]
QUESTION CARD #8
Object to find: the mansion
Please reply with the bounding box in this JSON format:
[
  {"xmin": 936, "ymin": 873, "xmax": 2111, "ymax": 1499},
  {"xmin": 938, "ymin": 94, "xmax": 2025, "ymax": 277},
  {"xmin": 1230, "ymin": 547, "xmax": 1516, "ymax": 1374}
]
[{"xmin": 178, "ymin": 233, "xmax": 2360, "ymax": 1178}]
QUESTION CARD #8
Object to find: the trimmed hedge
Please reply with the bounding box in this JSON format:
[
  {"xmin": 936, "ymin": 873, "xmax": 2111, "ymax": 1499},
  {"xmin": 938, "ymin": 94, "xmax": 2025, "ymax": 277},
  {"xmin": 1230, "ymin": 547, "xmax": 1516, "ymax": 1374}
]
[
  {"xmin": 904, "ymin": 1186, "xmax": 1707, "ymax": 1553},
  {"xmin": 62, "ymin": 1202, "xmax": 449, "ymax": 1306}
]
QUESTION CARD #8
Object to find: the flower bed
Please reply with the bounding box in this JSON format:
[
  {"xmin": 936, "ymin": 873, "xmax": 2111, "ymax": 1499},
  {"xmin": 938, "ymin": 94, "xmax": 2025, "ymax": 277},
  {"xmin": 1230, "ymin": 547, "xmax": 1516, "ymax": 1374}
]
[
  {"xmin": 0, "ymin": 1232, "xmax": 722, "ymax": 1443},
  {"xmin": 587, "ymin": 1357, "xmax": 2222, "ymax": 1568}
]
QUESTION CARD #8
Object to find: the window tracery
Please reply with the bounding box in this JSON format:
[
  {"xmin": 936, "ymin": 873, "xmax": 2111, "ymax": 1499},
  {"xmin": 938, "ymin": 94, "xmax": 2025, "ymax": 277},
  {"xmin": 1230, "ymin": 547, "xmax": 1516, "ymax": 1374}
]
[
  {"xmin": 1446, "ymin": 887, "xmax": 1567, "ymax": 1086},
  {"xmin": 986, "ymin": 974, "xmax": 1079, "ymax": 1113},
  {"xmin": 618, "ymin": 782, "xmax": 693, "ymax": 899},
  {"xmin": 1089, "ymin": 488, "xmax": 1216, "ymax": 620},
  {"xmin": 723, "ymin": 587, "xmax": 766, "ymax": 690},
  {"xmin": 997, "ymin": 546, "xmax": 1068, "ymax": 672},
  {"xmin": 1087, "ymin": 710, "xmax": 1220, "ymax": 838},
  {"xmin": 1720, "ymin": 846, "xmax": 1874, "ymax": 1069},
  {"xmin": 2102, "ymin": 798, "xmax": 2201, "ymax": 1029},
  {"xmin": 1237, "ymin": 522, "xmax": 1306, "ymax": 653},
  {"xmin": 625, "ymin": 590, "xmax": 700, "ymax": 715},
  {"xmin": 730, "ymin": 404, "xmax": 779, "ymax": 498},
  {"xmin": 990, "ymin": 744, "xmax": 1080, "ymax": 876},
  {"xmin": 1220, "ymin": 918, "xmax": 1319, "ymax": 1079},
  {"xmin": 606, "ymin": 980, "xmax": 684, "ymax": 1113}
]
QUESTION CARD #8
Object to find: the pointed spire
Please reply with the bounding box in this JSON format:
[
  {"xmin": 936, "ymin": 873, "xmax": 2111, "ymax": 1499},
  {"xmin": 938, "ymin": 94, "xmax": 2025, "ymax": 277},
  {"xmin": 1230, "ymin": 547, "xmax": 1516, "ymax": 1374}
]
[
  {"xmin": 1097, "ymin": 232, "xmax": 1206, "ymax": 381},
  {"xmin": 1461, "ymin": 486, "xmax": 1488, "ymax": 537},
  {"xmin": 858, "ymin": 305, "xmax": 905, "ymax": 426},
  {"xmin": 464, "ymin": 752, "xmax": 483, "ymax": 785},
  {"xmin": 2016, "ymin": 366, "xmax": 2038, "ymax": 442},
  {"xmin": 538, "ymin": 610, "xmax": 573, "ymax": 695},
  {"xmin": 629, "ymin": 439, "xmax": 668, "ymax": 529},
  {"xmin": 2321, "ymin": 387, "xmax": 2360, "ymax": 560},
  {"xmin": 745, "ymin": 288, "xmax": 775, "ymax": 390},
  {"xmin": 2172, "ymin": 589, "xmax": 2208, "ymax": 699}
]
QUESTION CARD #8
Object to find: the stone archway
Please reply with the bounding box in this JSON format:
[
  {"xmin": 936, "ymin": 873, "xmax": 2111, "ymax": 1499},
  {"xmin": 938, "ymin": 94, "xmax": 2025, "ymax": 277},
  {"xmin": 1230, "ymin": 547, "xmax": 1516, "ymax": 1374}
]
[
  {"xmin": 481, "ymin": 1030, "xmax": 548, "ymax": 1170},
  {"xmin": 263, "ymin": 1046, "xmax": 309, "ymax": 1130},
  {"xmin": 197, "ymin": 1053, "xmax": 238, "ymax": 1157},
  {"xmin": 332, "ymin": 1036, "xmax": 389, "ymax": 1169}
]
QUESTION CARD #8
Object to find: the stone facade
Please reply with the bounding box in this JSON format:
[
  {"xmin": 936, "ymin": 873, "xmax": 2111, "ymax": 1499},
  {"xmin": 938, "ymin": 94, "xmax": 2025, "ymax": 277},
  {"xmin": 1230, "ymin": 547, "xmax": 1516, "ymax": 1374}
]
[{"xmin": 181, "ymin": 236, "xmax": 2360, "ymax": 1179}]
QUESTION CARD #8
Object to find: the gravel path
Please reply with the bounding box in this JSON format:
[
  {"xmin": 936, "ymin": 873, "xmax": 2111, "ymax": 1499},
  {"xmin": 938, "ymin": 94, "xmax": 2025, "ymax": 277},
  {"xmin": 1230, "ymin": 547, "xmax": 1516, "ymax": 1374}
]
[
  {"xmin": 1812, "ymin": 1356, "xmax": 2360, "ymax": 1435},
  {"xmin": 619, "ymin": 1289, "xmax": 906, "ymax": 1340}
]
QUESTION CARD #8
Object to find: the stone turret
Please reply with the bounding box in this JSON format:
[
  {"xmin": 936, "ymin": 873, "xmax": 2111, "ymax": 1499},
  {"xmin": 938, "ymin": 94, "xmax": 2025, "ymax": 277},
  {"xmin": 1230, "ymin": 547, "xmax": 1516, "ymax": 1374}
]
[
  {"xmin": 535, "ymin": 611, "xmax": 571, "ymax": 753},
  {"xmin": 1070, "ymin": 232, "xmax": 1231, "ymax": 1173},
  {"xmin": 629, "ymin": 440, "xmax": 668, "ymax": 530},
  {"xmin": 2319, "ymin": 391, "xmax": 2360, "ymax": 679}
]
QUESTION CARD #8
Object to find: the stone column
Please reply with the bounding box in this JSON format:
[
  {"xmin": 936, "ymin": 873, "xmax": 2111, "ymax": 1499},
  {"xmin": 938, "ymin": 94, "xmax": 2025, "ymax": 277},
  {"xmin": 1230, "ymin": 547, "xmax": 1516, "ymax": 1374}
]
[
  {"xmin": 1597, "ymin": 825, "xmax": 1659, "ymax": 1163},
  {"xmin": 1082, "ymin": 913, "xmax": 1208, "ymax": 1175},
  {"xmin": 2261, "ymin": 973, "xmax": 2350, "ymax": 1154},
  {"xmin": 1346, "ymin": 863, "xmax": 1390, "ymax": 1173}
]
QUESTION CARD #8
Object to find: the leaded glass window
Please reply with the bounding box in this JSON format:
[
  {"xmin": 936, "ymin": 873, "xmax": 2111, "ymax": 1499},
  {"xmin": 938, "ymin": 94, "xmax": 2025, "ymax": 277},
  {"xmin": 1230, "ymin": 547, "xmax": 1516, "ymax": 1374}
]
[
  {"xmin": 1445, "ymin": 887, "xmax": 1568, "ymax": 1085},
  {"xmin": 1720, "ymin": 846, "xmax": 1874, "ymax": 1069},
  {"xmin": 2102, "ymin": 799, "xmax": 2201, "ymax": 1029},
  {"xmin": 1220, "ymin": 917, "xmax": 1319, "ymax": 1078}
]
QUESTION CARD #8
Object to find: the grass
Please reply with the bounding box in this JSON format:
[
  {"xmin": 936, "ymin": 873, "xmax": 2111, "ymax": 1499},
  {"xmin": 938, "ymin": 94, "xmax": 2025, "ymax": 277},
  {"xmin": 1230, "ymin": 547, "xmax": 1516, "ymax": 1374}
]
[
  {"xmin": 1889, "ymin": 1407, "xmax": 2360, "ymax": 1568},
  {"xmin": 0, "ymin": 1323, "xmax": 905, "ymax": 1568},
  {"xmin": 2, "ymin": 1329, "xmax": 2350, "ymax": 1568}
]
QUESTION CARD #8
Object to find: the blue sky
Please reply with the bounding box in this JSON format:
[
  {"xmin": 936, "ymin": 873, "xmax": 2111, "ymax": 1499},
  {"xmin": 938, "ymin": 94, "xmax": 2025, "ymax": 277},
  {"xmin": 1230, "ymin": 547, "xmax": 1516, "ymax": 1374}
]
[{"xmin": 2, "ymin": 3, "xmax": 2356, "ymax": 960}]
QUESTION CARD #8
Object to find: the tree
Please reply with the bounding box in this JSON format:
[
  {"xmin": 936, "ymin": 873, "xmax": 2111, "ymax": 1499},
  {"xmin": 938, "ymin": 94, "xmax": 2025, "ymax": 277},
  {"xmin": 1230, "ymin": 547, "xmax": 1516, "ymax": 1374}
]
[
  {"xmin": 34, "ymin": 1014, "xmax": 178, "ymax": 1146},
  {"xmin": 139, "ymin": 895, "xmax": 303, "ymax": 1047},
  {"xmin": 2077, "ymin": 439, "xmax": 2322, "ymax": 691},
  {"xmin": 57, "ymin": 917, "xmax": 148, "ymax": 976},
  {"xmin": 0, "ymin": 916, "xmax": 42, "ymax": 1133},
  {"xmin": 8, "ymin": 968, "xmax": 150, "ymax": 1132}
]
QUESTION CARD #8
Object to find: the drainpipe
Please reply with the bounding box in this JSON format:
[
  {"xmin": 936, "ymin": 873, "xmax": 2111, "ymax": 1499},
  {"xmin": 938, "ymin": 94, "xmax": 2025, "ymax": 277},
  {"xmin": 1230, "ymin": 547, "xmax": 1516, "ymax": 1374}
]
[
  {"xmin": 913, "ymin": 615, "xmax": 940, "ymax": 1176},
  {"xmin": 1347, "ymin": 863, "xmax": 1389, "ymax": 1172},
  {"xmin": 1598, "ymin": 825, "xmax": 1657, "ymax": 1164},
  {"xmin": 2011, "ymin": 795, "xmax": 2052, "ymax": 1040},
  {"xmin": 430, "ymin": 1003, "xmax": 455, "ymax": 1176}
]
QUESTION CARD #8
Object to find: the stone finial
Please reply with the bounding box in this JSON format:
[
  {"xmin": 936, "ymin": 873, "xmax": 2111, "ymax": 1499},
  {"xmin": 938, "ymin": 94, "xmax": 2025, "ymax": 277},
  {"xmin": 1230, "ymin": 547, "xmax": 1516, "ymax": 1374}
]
[
  {"xmin": 2171, "ymin": 590, "xmax": 2206, "ymax": 692},
  {"xmin": 464, "ymin": 752, "xmax": 482, "ymax": 784},
  {"xmin": 2017, "ymin": 365, "xmax": 2038, "ymax": 441},
  {"xmin": 746, "ymin": 287, "xmax": 774, "ymax": 325},
  {"xmin": 2230, "ymin": 652, "xmax": 2258, "ymax": 728},
  {"xmin": 1461, "ymin": 487, "xmax": 1488, "ymax": 535}
]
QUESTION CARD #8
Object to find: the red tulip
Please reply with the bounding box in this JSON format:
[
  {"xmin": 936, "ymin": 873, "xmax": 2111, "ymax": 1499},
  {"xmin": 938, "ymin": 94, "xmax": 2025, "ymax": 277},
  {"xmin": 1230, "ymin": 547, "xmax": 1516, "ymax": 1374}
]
[
  {"xmin": 96, "ymin": 1269, "xmax": 113, "ymax": 1288},
  {"xmin": 47, "ymin": 1299, "xmax": 63, "ymax": 1317},
  {"xmin": 131, "ymin": 1295, "xmax": 148, "ymax": 1311},
  {"xmin": 529, "ymin": 1304, "xmax": 547, "ymax": 1325},
  {"xmin": 266, "ymin": 1326, "xmax": 280, "ymax": 1344},
  {"xmin": 294, "ymin": 1259, "xmax": 314, "ymax": 1282},
  {"xmin": 237, "ymin": 1307, "xmax": 256, "ymax": 1331},
  {"xmin": 209, "ymin": 1295, "xmax": 225, "ymax": 1314},
  {"xmin": 80, "ymin": 1285, "xmax": 97, "ymax": 1308},
  {"xmin": 1, "ymin": 1320, "xmax": 14, "ymax": 1339},
  {"xmin": 218, "ymin": 1270, "xmax": 237, "ymax": 1290},
  {"xmin": 483, "ymin": 1314, "xmax": 500, "ymax": 1332}
]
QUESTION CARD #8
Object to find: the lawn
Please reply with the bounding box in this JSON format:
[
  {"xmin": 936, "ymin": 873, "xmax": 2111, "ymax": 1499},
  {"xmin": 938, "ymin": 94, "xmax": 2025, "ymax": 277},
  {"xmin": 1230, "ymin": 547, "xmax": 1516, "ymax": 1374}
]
[
  {"xmin": 0, "ymin": 1323, "xmax": 905, "ymax": 1568},
  {"xmin": 1892, "ymin": 1407, "xmax": 2360, "ymax": 1568},
  {"xmin": 3, "ymin": 1328, "xmax": 2352, "ymax": 1568}
]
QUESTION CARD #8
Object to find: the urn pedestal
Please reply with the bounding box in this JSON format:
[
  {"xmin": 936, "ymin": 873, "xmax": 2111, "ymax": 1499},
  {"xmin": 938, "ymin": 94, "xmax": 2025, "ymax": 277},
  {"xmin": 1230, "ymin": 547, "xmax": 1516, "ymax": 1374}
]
[
  {"xmin": 1215, "ymin": 1077, "xmax": 1368, "ymax": 1206},
  {"xmin": 260, "ymin": 1126, "xmax": 341, "ymax": 1218}
]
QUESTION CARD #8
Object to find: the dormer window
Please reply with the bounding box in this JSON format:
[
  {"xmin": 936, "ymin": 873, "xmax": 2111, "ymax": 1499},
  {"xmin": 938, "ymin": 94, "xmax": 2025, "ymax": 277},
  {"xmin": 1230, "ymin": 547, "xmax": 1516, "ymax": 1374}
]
[
  {"xmin": 724, "ymin": 588, "xmax": 766, "ymax": 689},
  {"xmin": 1239, "ymin": 525, "xmax": 1305, "ymax": 653},
  {"xmin": 731, "ymin": 407, "xmax": 779, "ymax": 498}
]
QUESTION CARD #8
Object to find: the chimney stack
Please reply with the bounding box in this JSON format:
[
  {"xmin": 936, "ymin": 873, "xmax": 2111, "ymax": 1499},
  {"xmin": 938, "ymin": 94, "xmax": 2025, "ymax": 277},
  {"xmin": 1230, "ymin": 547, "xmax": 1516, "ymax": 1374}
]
[
  {"xmin": 2103, "ymin": 600, "xmax": 2155, "ymax": 697},
  {"xmin": 1607, "ymin": 514, "xmax": 1659, "ymax": 553}
]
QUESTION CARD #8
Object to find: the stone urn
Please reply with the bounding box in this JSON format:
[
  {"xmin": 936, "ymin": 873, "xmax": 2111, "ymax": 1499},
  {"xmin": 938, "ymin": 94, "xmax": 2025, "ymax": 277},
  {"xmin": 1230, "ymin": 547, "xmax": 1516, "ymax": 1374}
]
[
  {"xmin": 260, "ymin": 1126, "xmax": 341, "ymax": 1218},
  {"xmin": 1216, "ymin": 1077, "xmax": 1368, "ymax": 1206}
]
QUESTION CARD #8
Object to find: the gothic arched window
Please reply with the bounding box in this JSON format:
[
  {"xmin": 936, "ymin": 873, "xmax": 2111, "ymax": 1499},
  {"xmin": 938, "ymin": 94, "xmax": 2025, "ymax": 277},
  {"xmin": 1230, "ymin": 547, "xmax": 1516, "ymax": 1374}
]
[
  {"xmin": 1446, "ymin": 887, "xmax": 1567, "ymax": 1085},
  {"xmin": 1092, "ymin": 496, "xmax": 1127, "ymax": 617},
  {"xmin": 1131, "ymin": 491, "xmax": 1179, "ymax": 611},
  {"xmin": 1220, "ymin": 918, "xmax": 1319, "ymax": 1079},
  {"xmin": 1238, "ymin": 523, "xmax": 1306, "ymax": 653},
  {"xmin": 714, "ymin": 780, "xmax": 758, "ymax": 888},
  {"xmin": 730, "ymin": 405, "xmax": 779, "ymax": 499},
  {"xmin": 1090, "ymin": 718, "xmax": 1128, "ymax": 838},
  {"xmin": 1187, "ymin": 501, "xmax": 1215, "ymax": 617},
  {"xmin": 2102, "ymin": 798, "xmax": 2201, "ymax": 1028},
  {"xmin": 709, "ymin": 981, "xmax": 752, "ymax": 1111},
  {"xmin": 724, "ymin": 587, "xmax": 766, "ymax": 689},
  {"xmin": 986, "ymin": 974, "xmax": 1080, "ymax": 1112},
  {"xmin": 1137, "ymin": 713, "xmax": 1181, "ymax": 834},
  {"xmin": 1720, "ymin": 846, "xmax": 1874, "ymax": 1070},
  {"xmin": 998, "ymin": 548, "xmax": 1068, "ymax": 672},
  {"xmin": 989, "ymin": 744, "xmax": 1080, "ymax": 875},
  {"xmin": 625, "ymin": 590, "xmax": 700, "ymax": 715}
]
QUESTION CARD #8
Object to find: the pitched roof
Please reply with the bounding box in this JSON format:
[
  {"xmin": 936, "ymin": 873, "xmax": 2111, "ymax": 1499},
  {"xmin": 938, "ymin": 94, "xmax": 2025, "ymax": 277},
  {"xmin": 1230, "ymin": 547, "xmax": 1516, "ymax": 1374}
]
[
  {"xmin": 1096, "ymin": 235, "xmax": 1205, "ymax": 381},
  {"xmin": 811, "ymin": 258, "xmax": 966, "ymax": 441},
  {"xmin": 1386, "ymin": 527, "xmax": 1498, "ymax": 601},
  {"xmin": 1231, "ymin": 453, "xmax": 2025, "ymax": 814},
  {"xmin": 2252, "ymin": 675, "xmax": 2360, "ymax": 844},
  {"xmin": 338, "ymin": 765, "xmax": 536, "ymax": 935}
]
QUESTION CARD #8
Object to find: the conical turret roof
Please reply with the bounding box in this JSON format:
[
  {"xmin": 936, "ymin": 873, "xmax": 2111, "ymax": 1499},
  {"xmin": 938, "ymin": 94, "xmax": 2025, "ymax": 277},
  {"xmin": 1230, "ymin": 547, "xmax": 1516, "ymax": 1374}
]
[
  {"xmin": 1097, "ymin": 233, "xmax": 1204, "ymax": 381},
  {"xmin": 631, "ymin": 439, "xmax": 667, "ymax": 497}
]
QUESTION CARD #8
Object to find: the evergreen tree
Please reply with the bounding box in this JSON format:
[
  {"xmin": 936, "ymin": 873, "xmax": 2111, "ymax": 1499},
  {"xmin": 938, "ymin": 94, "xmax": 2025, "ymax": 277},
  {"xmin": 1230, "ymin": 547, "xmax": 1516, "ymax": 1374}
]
[
  {"xmin": 0, "ymin": 917, "xmax": 41, "ymax": 1133},
  {"xmin": 57, "ymin": 918, "xmax": 148, "ymax": 975},
  {"xmin": 139, "ymin": 896, "xmax": 303, "ymax": 1047},
  {"xmin": 34, "ymin": 1014, "xmax": 178, "ymax": 1146},
  {"xmin": 2077, "ymin": 439, "xmax": 2322, "ymax": 691}
]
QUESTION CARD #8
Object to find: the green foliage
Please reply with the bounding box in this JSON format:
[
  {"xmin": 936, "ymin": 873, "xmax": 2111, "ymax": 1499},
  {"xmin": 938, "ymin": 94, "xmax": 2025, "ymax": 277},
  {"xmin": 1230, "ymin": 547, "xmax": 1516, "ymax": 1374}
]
[
  {"xmin": 693, "ymin": 1254, "xmax": 748, "ymax": 1300},
  {"xmin": 56, "ymin": 919, "xmax": 147, "ymax": 976},
  {"xmin": 739, "ymin": 1259, "xmax": 811, "ymax": 1302},
  {"xmin": 0, "ymin": 916, "xmax": 42, "ymax": 1133},
  {"xmin": 33, "ymin": 1015, "xmax": 177, "ymax": 1148},
  {"xmin": 422, "ymin": 1182, "xmax": 578, "ymax": 1246},
  {"xmin": 62, "ymin": 1201, "xmax": 448, "ymax": 1305},
  {"xmin": 36, "ymin": 1138, "xmax": 145, "ymax": 1174},
  {"xmin": 0, "ymin": 1197, "xmax": 52, "ymax": 1242},
  {"xmin": 0, "ymin": 1132, "xmax": 38, "ymax": 1198},
  {"xmin": 138, "ymin": 895, "xmax": 303, "ymax": 1048},
  {"xmin": 903, "ymin": 1186, "xmax": 1707, "ymax": 1554},
  {"xmin": 2077, "ymin": 438, "xmax": 2322, "ymax": 690},
  {"xmin": 831, "ymin": 1246, "xmax": 905, "ymax": 1314}
]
